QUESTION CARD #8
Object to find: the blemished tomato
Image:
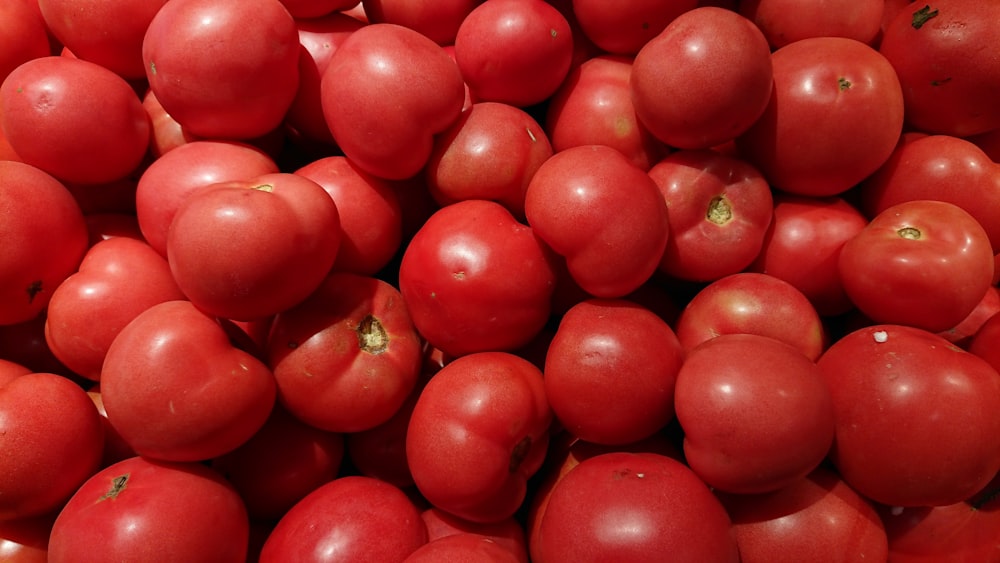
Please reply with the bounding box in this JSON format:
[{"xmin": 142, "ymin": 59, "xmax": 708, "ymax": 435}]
[
  {"xmin": 48, "ymin": 456, "xmax": 250, "ymax": 563},
  {"xmin": 570, "ymin": 0, "xmax": 697, "ymax": 55},
  {"xmin": 817, "ymin": 324, "xmax": 1000, "ymax": 507}
]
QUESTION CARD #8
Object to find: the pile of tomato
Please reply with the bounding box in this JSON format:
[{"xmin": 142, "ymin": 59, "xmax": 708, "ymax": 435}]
[{"xmin": 2, "ymin": 0, "xmax": 1000, "ymax": 560}]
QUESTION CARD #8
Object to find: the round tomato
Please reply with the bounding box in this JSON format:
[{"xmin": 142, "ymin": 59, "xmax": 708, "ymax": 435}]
[
  {"xmin": 362, "ymin": 0, "xmax": 482, "ymax": 45},
  {"xmin": 0, "ymin": 0, "xmax": 50, "ymax": 83},
  {"xmin": 739, "ymin": 0, "xmax": 883, "ymax": 48},
  {"xmin": 403, "ymin": 533, "xmax": 522, "ymax": 563},
  {"xmin": 571, "ymin": 0, "xmax": 696, "ymax": 55}
]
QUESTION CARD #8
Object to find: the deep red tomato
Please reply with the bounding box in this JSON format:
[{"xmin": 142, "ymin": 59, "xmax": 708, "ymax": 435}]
[
  {"xmin": 543, "ymin": 298, "xmax": 685, "ymax": 445},
  {"xmin": 321, "ymin": 23, "xmax": 465, "ymax": 180},
  {"xmin": 524, "ymin": 144, "xmax": 669, "ymax": 298},
  {"xmin": 879, "ymin": 0, "xmax": 1000, "ymax": 136},
  {"xmin": 100, "ymin": 300, "xmax": 276, "ymax": 462},
  {"xmin": 48, "ymin": 456, "xmax": 250, "ymax": 563},
  {"xmin": 454, "ymin": 0, "xmax": 573, "ymax": 107},
  {"xmin": 839, "ymin": 200, "xmax": 995, "ymax": 333},
  {"xmin": 420, "ymin": 507, "xmax": 528, "ymax": 563},
  {"xmin": 362, "ymin": 0, "xmax": 483, "ymax": 45},
  {"xmin": 0, "ymin": 161, "xmax": 89, "ymax": 326},
  {"xmin": 0, "ymin": 56, "xmax": 149, "ymax": 185},
  {"xmin": 259, "ymin": 475, "xmax": 428, "ymax": 562},
  {"xmin": 406, "ymin": 352, "xmax": 551, "ymax": 523},
  {"xmin": 0, "ymin": 512, "xmax": 53, "ymax": 563},
  {"xmin": 736, "ymin": 36, "xmax": 904, "ymax": 197},
  {"xmin": 739, "ymin": 0, "xmax": 883, "ymax": 48},
  {"xmin": 648, "ymin": 149, "xmax": 774, "ymax": 282},
  {"xmin": 570, "ymin": 0, "xmax": 696, "ymax": 55},
  {"xmin": 0, "ymin": 359, "xmax": 31, "ymax": 386},
  {"xmin": 0, "ymin": 372, "xmax": 104, "ymax": 521},
  {"xmin": 0, "ymin": 0, "xmax": 50, "ymax": 83},
  {"xmin": 817, "ymin": 324, "xmax": 1000, "ymax": 507},
  {"xmin": 534, "ymin": 452, "xmax": 739, "ymax": 562},
  {"xmin": 939, "ymin": 286, "xmax": 1000, "ymax": 347},
  {"xmin": 398, "ymin": 199, "xmax": 557, "ymax": 358},
  {"xmin": 142, "ymin": 0, "xmax": 300, "ymax": 139},
  {"xmin": 280, "ymin": 0, "xmax": 357, "ymax": 19},
  {"xmin": 403, "ymin": 533, "xmax": 522, "ymax": 563},
  {"xmin": 675, "ymin": 333, "xmax": 835, "ymax": 494},
  {"xmin": 632, "ymin": 6, "xmax": 773, "ymax": 149}
]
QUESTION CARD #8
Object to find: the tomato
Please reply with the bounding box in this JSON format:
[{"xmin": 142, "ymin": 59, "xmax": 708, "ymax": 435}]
[
  {"xmin": 48, "ymin": 456, "xmax": 249, "ymax": 563},
  {"xmin": 44, "ymin": 237, "xmax": 185, "ymax": 381},
  {"xmin": 632, "ymin": 7, "xmax": 773, "ymax": 150},
  {"xmin": 648, "ymin": 149, "xmax": 774, "ymax": 282},
  {"xmin": 739, "ymin": 0, "xmax": 883, "ymax": 49},
  {"xmin": 0, "ymin": 359, "xmax": 31, "ymax": 386},
  {"xmin": 939, "ymin": 286, "xmax": 1000, "ymax": 347},
  {"xmin": 425, "ymin": 101, "xmax": 553, "ymax": 218},
  {"xmin": 817, "ymin": 324, "xmax": 1000, "ymax": 507},
  {"xmin": 524, "ymin": 144, "xmax": 669, "ymax": 298},
  {"xmin": 0, "ymin": 512, "xmax": 53, "ymax": 563},
  {"xmin": 675, "ymin": 333, "xmax": 835, "ymax": 494},
  {"xmin": 100, "ymin": 300, "xmax": 276, "ymax": 462},
  {"xmin": 406, "ymin": 352, "xmax": 551, "ymax": 523},
  {"xmin": 167, "ymin": 173, "xmax": 341, "ymax": 322},
  {"xmin": 543, "ymin": 298, "xmax": 685, "ymax": 445},
  {"xmin": 570, "ymin": 0, "xmax": 696, "ymax": 55},
  {"xmin": 362, "ymin": 0, "xmax": 483, "ymax": 45},
  {"xmin": 403, "ymin": 533, "xmax": 522, "ymax": 563},
  {"xmin": 37, "ymin": 0, "xmax": 168, "ymax": 79},
  {"xmin": 259, "ymin": 475, "xmax": 428, "ymax": 562},
  {"xmin": 321, "ymin": 23, "xmax": 465, "ymax": 180},
  {"xmin": 533, "ymin": 452, "xmax": 739, "ymax": 562},
  {"xmin": 736, "ymin": 36, "xmax": 904, "ymax": 197},
  {"xmin": 398, "ymin": 199, "xmax": 557, "ymax": 357},
  {"xmin": 718, "ymin": 467, "xmax": 889, "ymax": 561},
  {"xmin": 545, "ymin": 54, "xmax": 668, "ymax": 171},
  {"xmin": 0, "ymin": 372, "xmax": 104, "ymax": 521},
  {"xmin": 86, "ymin": 385, "xmax": 137, "ymax": 467},
  {"xmin": 281, "ymin": 0, "xmax": 358, "ymax": 19},
  {"xmin": 749, "ymin": 193, "xmax": 869, "ymax": 317},
  {"xmin": 454, "ymin": 0, "xmax": 573, "ymax": 107},
  {"xmin": 0, "ymin": 0, "xmax": 50, "ymax": 83},
  {"xmin": 839, "ymin": 200, "xmax": 995, "ymax": 333},
  {"xmin": 879, "ymin": 0, "xmax": 1000, "ymax": 137},
  {"xmin": 0, "ymin": 314, "xmax": 73, "ymax": 377},
  {"xmin": 420, "ymin": 507, "xmax": 528, "ymax": 563},
  {"xmin": 0, "ymin": 161, "xmax": 89, "ymax": 326},
  {"xmin": 0, "ymin": 56, "xmax": 149, "ymax": 185}
]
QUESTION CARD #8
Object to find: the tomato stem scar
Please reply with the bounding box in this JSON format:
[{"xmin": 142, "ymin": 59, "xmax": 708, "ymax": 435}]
[
  {"xmin": 356, "ymin": 314, "xmax": 388, "ymax": 354},
  {"xmin": 912, "ymin": 5, "xmax": 940, "ymax": 29},
  {"xmin": 897, "ymin": 226, "xmax": 921, "ymax": 240},
  {"xmin": 98, "ymin": 473, "xmax": 130, "ymax": 502},
  {"xmin": 706, "ymin": 196, "xmax": 733, "ymax": 225}
]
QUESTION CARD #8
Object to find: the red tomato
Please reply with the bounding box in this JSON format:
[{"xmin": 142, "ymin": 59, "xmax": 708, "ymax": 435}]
[
  {"xmin": 0, "ymin": 161, "xmax": 89, "ymax": 326},
  {"xmin": 543, "ymin": 298, "xmax": 685, "ymax": 445},
  {"xmin": 736, "ymin": 37, "xmax": 904, "ymax": 197},
  {"xmin": 141, "ymin": 88, "xmax": 199, "ymax": 157},
  {"xmin": 879, "ymin": 0, "xmax": 1000, "ymax": 136},
  {"xmin": 817, "ymin": 324, "xmax": 1000, "ymax": 507},
  {"xmin": 839, "ymin": 200, "xmax": 995, "ymax": 333},
  {"xmin": 718, "ymin": 467, "xmax": 889, "ymax": 561},
  {"xmin": 0, "ymin": 512, "xmax": 53, "ymax": 563},
  {"xmin": 739, "ymin": 0, "xmax": 884, "ymax": 49},
  {"xmin": 939, "ymin": 286, "xmax": 1000, "ymax": 347},
  {"xmin": 534, "ymin": 452, "xmax": 739, "ymax": 562},
  {"xmin": 631, "ymin": 7, "xmax": 773, "ymax": 149},
  {"xmin": 167, "ymin": 173, "xmax": 341, "ymax": 321},
  {"xmin": 142, "ymin": 0, "xmax": 300, "ymax": 139},
  {"xmin": 571, "ymin": 0, "xmax": 696, "ymax": 55},
  {"xmin": 406, "ymin": 352, "xmax": 551, "ymax": 523},
  {"xmin": 524, "ymin": 144, "xmax": 669, "ymax": 298},
  {"xmin": 100, "ymin": 300, "xmax": 276, "ymax": 462},
  {"xmin": 135, "ymin": 140, "xmax": 279, "ymax": 257},
  {"xmin": 398, "ymin": 199, "xmax": 557, "ymax": 357},
  {"xmin": 675, "ymin": 272, "xmax": 827, "ymax": 361},
  {"xmin": 545, "ymin": 54, "xmax": 668, "ymax": 171},
  {"xmin": 37, "ymin": 0, "xmax": 168, "ymax": 79},
  {"xmin": 0, "ymin": 313, "xmax": 73, "ymax": 377},
  {"xmin": 454, "ymin": 0, "xmax": 573, "ymax": 107},
  {"xmin": 425, "ymin": 101, "xmax": 553, "ymax": 218},
  {"xmin": 267, "ymin": 273, "xmax": 422, "ymax": 433},
  {"xmin": 321, "ymin": 23, "xmax": 465, "ymax": 180},
  {"xmin": 0, "ymin": 0, "xmax": 50, "ymax": 83},
  {"xmin": 648, "ymin": 149, "xmax": 774, "ymax": 282},
  {"xmin": 420, "ymin": 507, "xmax": 528, "ymax": 563},
  {"xmin": 86, "ymin": 385, "xmax": 137, "ymax": 467},
  {"xmin": 280, "ymin": 0, "xmax": 357, "ymax": 19},
  {"xmin": 44, "ymin": 237, "xmax": 185, "ymax": 380},
  {"xmin": 750, "ymin": 193, "xmax": 869, "ymax": 317},
  {"xmin": 362, "ymin": 0, "xmax": 483, "ymax": 45},
  {"xmin": 403, "ymin": 533, "xmax": 522, "ymax": 563},
  {"xmin": 0, "ymin": 359, "xmax": 31, "ymax": 386},
  {"xmin": 259, "ymin": 475, "xmax": 428, "ymax": 562},
  {"xmin": 675, "ymin": 333, "xmax": 835, "ymax": 494},
  {"xmin": 0, "ymin": 373, "xmax": 104, "ymax": 520},
  {"xmin": 0, "ymin": 56, "xmax": 149, "ymax": 185},
  {"xmin": 48, "ymin": 456, "xmax": 249, "ymax": 563}
]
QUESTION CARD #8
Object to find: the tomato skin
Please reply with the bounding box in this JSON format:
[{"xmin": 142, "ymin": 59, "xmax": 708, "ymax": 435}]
[
  {"xmin": 0, "ymin": 56, "xmax": 149, "ymax": 186},
  {"xmin": 571, "ymin": 0, "xmax": 697, "ymax": 55},
  {"xmin": 736, "ymin": 37, "xmax": 904, "ymax": 197},
  {"xmin": 321, "ymin": 23, "xmax": 465, "ymax": 180},
  {"xmin": 142, "ymin": 0, "xmax": 300, "ymax": 139},
  {"xmin": 398, "ymin": 200, "xmax": 557, "ymax": 358},
  {"xmin": 48, "ymin": 456, "xmax": 250, "ymax": 563},
  {"xmin": 739, "ymin": 0, "xmax": 883, "ymax": 49},
  {"xmin": 817, "ymin": 324, "xmax": 1000, "ymax": 507},
  {"xmin": 839, "ymin": 200, "xmax": 995, "ymax": 333},
  {"xmin": 281, "ymin": 0, "xmax": 357, "ymax": 19},
  {"xmin": 420, "ymin": 508, "xmax": 528, "ymax": 563},
  {"xmin": 403, "ymin": 533, "xmax": 522, "ymax": 563},
  {"xmin": 0, "ymin": 373, "xmax": 104, "ymax": 521},
  {"xmin": 0, "ymin": 0, "xmax": 50, "ymax": 82},
  {"xmin": 534, "ymin": 452, "xmax": 739, "ymax": 562},
  {"xmin": 543, "ymin": 299, "xmax": 685, "ymax": 445},
  {"xmin": 632, "ymin": 7, "xmax": 773, "ymax": 150},
  {"xmin": 525, "ymin": 145, "xmax": 669, "ymax": 298},
  {"xmin": 100, "ymin": 300, "xmax": 277, "ymax": 462},
  {"xmin": 259, "ymin": 475, "xmax": 428, "ymax": 562},
  {"xmin": 363, "ymin": 0, "xmax": 483, "ymax": 45},
  {"xmin": 406, "ymin": 352, "xmax": 552, "ymax": 524}
]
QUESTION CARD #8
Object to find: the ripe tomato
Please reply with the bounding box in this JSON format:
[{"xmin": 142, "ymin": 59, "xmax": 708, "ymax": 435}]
[
  {"xmin": 570, "ymin": 0, "xmax": 696, "ymax": 55},
  {"xmin": 739, "ymin": 0, "xmax": 883, "ymax": 48},
  {"xmin": 362, "ymin": 0, "xmax": 483, "ymax": 45},
  {"xmin": 0, "ymin": 0, "xmax": 50, "ymax": 83},
  {"xmin": 403, "ymin": 533, "xmax": 522, "ymax": 563},
  {"xmin": 0, "ymin": 512, "xmax": 53, "ymax": 563},
  {"xmin": 420, "ymin": 507, "xmax": 528, "ymax": 563}
]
